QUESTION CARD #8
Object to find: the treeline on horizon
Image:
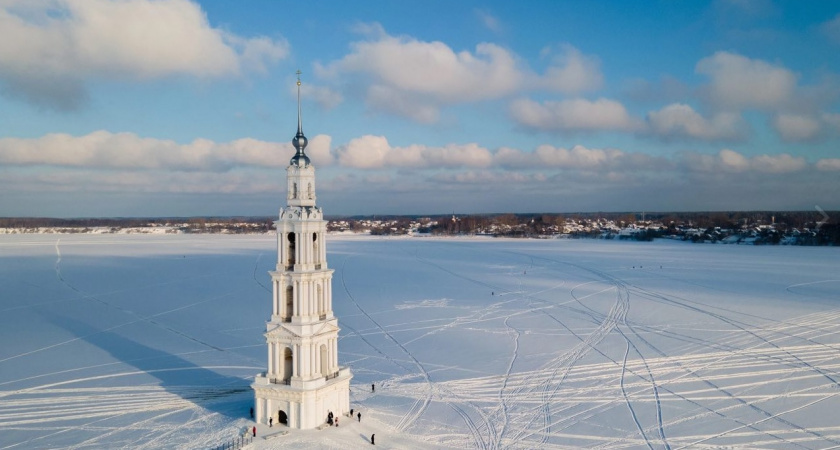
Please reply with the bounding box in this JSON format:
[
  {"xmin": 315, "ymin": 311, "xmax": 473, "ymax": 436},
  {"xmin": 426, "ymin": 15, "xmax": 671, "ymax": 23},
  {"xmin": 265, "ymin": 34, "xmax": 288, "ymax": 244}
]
[
  {"xmin": 334, "ymin": 210, "xmax": 835, "ymax": 229},
  {"xmin": 0, "ymin": 211, "xmax": 835, "ymax": 229},
  {"xmin": 1, "ymin": 211, "xmax": 837, "ymax": 245},
  {"xmin": 0, "ymin": 211, "xmax": 840, "ymax": 228},
  {"xmin": 0, "ymin": 216, "xmax": 274, "ymax": 231}
]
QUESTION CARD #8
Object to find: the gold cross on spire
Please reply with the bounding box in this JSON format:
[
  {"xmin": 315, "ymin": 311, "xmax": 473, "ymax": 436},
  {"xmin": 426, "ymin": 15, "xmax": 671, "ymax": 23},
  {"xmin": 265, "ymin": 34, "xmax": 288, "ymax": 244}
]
[{"xmin": 296, "ymin": 69, "xmax": 302, "ymax": 86}]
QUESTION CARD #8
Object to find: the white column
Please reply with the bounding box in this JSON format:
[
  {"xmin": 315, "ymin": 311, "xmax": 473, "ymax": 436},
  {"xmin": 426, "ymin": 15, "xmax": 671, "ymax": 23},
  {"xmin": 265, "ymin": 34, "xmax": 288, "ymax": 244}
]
[
  {"xmin": 292, "ymin": 344, "xmax": 299, "ymax": 377},
  {"xmin": 320, "ymin": 232, "xmax": 326, "ymax": 265},
  {"xmin": 295, "ymin": 232, "xmax": 301, "ymax": 267},
  {"xmin": 309, "ymin": 232, "xmax": 314, "ymax": 265},
  {"xmin": 293, "ymin": 281, "xmax": 300, "ymax": 318},
  {"xmin": 327, "ymin": 282, "xmax": 333, "ymax": 313},
  {"xmin": 267, "ymin": 342, "xmax": 273, "ymax": 375},
  {"xmin": 301, "ymin": 343, "xmax": 307, "ymax": 377},
  {"xmin": 304, "ymin": 233, "xmax": 310, "ymax": 265},
  {"xmin": 311, "ymin": 344, "xmax": 316, "ymax": 376},
  {"xmin": 277, "ymin": 230, "xmax": 286, "ymax": 265},
  {"xmin": 272, "ymin": 280, "xmax": 279, "ymax": 315},
  {"xmin": 301, "ymin": 280, "xmax": 307, "ymax": 316},
  {"xmin": 315, "ymin": 343, "xmax": 320, "ymax": 375},
  {"xmin": 302, "ymin": 343, "xmax": 308, "ymax": 377},
  {"xmin": 308, "ymin": 281, "xmax": 314, "ymax": 316},
  {"xmin": 274, "ymin": 344, "xmax": 281, "ymax": 375}
]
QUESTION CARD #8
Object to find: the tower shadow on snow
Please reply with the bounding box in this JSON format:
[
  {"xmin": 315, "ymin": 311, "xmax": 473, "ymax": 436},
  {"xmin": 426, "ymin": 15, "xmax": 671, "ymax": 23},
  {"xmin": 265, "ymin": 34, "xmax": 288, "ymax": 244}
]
[{"xmin": 41, "ymin": 311, "xmax": 253, "ymax": 420}]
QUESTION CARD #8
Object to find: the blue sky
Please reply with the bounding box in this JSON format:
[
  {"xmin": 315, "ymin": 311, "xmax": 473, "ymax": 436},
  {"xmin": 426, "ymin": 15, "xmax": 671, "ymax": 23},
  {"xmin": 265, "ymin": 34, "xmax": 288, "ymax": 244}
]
[{"xmin": 1, "ymin": 0, "xmax": 839, "ymax": 217}]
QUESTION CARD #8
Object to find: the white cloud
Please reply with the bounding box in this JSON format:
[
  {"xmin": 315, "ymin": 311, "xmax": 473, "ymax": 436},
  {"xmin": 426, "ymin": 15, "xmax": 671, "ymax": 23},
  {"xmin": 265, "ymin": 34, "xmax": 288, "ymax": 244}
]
[
  {"xmin": 475, "ymin": 9, "xmax": 502, "ymax": 33},
  {"xmin": 696, "ymin": 51, "xmax": 797, "ymax": 111},
  {"xmin": 717, "ymin": 148, "xmax": 750, "ymax": 172},
  {"xmin": 535, "ymin": 145, "xmax": 617, "ymax": 169},
  {"xmin": 509, "ymin": 98, "xmax": 640, "ymax": 132},
  {"xmin": 319, "ymin": 35, "xmax": 520, "ymax": 102},
  {"xmin": 816, "ymin": 158, "xmax": 840, "ymax": 171},
  {"xmin": 823, "ymin": 113, "xmax": 840, "ymax": 130},
  {"xmin": 432, "ymin": 170, "xmax": 544, "ymax": 185},
  {"xmin": 4, "ymin": 130, "xmax": 838, "ymax": 214},
  {"xmin": 770, "ymin": 112, "xmax": 840, "ymax": 142},
  {"xmin": 365, "ymin": 85, "xmax": 440, "ymax": 124},
  {"xmin": 750, "ymin": 153, "xmax": 807, "ymax": 173},
  {"xmin": 228, "ymin": 34, "xmax": 290, "ymax": 75},
  {"xmin": 334, "ymin": 135, "xmax": 493, "ymax": 169},
  {"xmin": 334, "ymin": 135, "xmax": 391, "ymax": 169},
  {"xmin": 494, "ymin": 144, "xmax": 667, "ymax": 172},
  {"xmin": 821, "ymin": 13, "xmax": 840, "ymax": 45},
  {"xmin": 316, "ymin": 26, "xmax": 602, "ymax": 121},
  {"xmin": 0, "ymin": 0, "xmax": 288, "ymax": 110},
  {"xmin": 684, "ymin": 149, "xmax": 806, "ymax": 174},
  {"xmin": 306, "ymin": 135, "xmax": 334, "ymax": 167},
  {"xmin": 772, "ymin": 113, "xmax": 822, "ymax": 141},
  {"xmin": 536, "ymin": 44, "xmax": 602, "ymax": 93},
  {"xmin": 0, "ymin": 130, "xmax": 318, "ymax": 171},
  {"xmin": 647, "ymin": 103, "xmax": 747, "ymax": 141}
]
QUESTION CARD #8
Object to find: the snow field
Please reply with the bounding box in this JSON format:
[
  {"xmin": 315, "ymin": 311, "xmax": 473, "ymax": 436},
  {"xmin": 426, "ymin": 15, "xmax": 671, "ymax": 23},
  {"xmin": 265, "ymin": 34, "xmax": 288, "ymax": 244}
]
[{"xmin": 0, "ymin": 235, "xmax": 838, "ymax": 449}]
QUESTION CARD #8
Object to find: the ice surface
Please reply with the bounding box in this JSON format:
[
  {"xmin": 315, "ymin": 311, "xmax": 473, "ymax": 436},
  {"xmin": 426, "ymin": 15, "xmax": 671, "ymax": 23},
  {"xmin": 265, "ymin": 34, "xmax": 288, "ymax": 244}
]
[{"xmin": 0, "ymin": 234, "xmax": 838, "ymax": 449}]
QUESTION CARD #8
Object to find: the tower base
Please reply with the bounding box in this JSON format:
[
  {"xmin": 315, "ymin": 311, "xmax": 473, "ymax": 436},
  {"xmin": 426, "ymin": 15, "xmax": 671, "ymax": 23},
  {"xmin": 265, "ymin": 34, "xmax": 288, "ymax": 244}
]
[{"xmin": 252, "ymin": 368, "xmax": 352, "ymax": 429}]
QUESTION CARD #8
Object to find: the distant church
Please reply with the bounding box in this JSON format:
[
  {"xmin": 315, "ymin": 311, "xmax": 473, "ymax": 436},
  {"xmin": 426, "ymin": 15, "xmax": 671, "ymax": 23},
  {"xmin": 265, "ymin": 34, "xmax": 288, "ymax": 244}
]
[{"xmin": 252, "ymin": 73, "xmax": 352, "ymax": 429}]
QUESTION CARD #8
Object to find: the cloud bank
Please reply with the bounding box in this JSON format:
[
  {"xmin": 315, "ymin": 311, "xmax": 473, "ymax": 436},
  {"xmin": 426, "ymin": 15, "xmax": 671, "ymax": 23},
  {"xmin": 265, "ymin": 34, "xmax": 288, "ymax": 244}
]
[
  {"xmin": 315, "ymin": 25, "xmax": 602, "ymax": 122},
  {"xmin": 0, "ymin": 0, "xmax": 288, "ymax": 110}
]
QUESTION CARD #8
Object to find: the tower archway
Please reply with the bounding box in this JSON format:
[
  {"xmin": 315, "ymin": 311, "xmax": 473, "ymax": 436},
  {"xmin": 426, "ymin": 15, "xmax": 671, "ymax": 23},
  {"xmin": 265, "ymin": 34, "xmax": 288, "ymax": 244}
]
[
  {"xmin": 313, "ymin": 233, "xmax": 319, "ymax": 267},
  {"xmin": 286, "ymin": 232, "xmax": 296, "ymax": 267},
  {"xmin": 282, "ymin": 347, "xmax": 293, "ymax": 382}
]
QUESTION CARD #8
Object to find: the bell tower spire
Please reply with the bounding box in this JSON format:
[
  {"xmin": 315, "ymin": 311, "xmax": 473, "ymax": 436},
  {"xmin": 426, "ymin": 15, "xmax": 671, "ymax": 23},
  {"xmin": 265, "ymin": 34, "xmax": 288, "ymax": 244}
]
[
  {"xmin": 290, "ymin": 70, "xmax": 310, "ymax": 167},
  {"xmin": 285, "ymin": 71, "xmax": 316, "ymax": 207}
]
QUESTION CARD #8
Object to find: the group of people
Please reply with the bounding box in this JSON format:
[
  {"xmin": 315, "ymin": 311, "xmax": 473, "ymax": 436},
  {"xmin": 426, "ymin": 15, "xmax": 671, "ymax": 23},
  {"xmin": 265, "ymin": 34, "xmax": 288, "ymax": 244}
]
[
  {"xmin": 246, "ymin": 406, "xmax": 375, "ymax": 444},
  {"xmin": 327, "ymin": 409, "xmax": 373, "ymax": 444},
  {"xmin": 327, "ymin": 409, "xmax": 363, "ymax": 426}
]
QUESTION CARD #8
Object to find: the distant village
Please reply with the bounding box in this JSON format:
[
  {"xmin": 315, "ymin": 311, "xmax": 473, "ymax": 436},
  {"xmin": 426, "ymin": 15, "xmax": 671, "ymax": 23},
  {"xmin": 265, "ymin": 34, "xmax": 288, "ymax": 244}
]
[{"xmin": 1, "ymin": 211, "xmax": 837, "ymax": 246}]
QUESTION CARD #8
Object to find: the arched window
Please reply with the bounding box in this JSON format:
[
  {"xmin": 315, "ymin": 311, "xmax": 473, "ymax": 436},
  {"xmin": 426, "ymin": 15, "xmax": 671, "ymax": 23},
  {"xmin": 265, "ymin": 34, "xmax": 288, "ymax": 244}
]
[
  {"xmin": 287, "ymin": 232, "xmax": 296, "ymax": 267},
  {"xmin": 313, "ymin": 233, "xmax": 320, "ymax": 267},
  {"xmin": 283, "ymin": 347, "xmax": 293, "ymax": 381}
]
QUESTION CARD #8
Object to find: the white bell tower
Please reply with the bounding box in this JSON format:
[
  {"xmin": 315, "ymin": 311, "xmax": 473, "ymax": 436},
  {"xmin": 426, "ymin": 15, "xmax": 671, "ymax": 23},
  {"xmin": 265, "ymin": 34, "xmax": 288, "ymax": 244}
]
[{"xmin": 252, "ymin": 72, "xmax": 351, "ymax": 429}]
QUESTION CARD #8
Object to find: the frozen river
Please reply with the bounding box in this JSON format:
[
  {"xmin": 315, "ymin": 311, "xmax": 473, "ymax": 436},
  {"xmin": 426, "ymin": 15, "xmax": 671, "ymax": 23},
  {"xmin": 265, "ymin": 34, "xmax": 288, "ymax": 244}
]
[{"xmin": 0, "ymin": 234, "xmax": 838, "ymax": 449}]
